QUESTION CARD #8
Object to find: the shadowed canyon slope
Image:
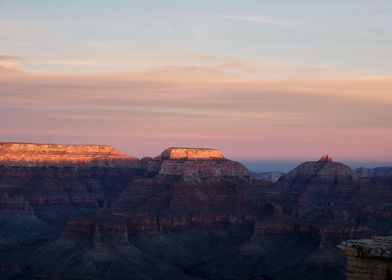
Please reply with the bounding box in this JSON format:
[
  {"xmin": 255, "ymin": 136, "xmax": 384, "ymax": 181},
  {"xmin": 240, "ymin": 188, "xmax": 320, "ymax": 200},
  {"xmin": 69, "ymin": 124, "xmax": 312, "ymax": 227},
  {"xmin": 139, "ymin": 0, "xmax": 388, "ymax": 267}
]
[{"xmin": 0, "ymin": 143, "xmax": 391, "ymax": 280}]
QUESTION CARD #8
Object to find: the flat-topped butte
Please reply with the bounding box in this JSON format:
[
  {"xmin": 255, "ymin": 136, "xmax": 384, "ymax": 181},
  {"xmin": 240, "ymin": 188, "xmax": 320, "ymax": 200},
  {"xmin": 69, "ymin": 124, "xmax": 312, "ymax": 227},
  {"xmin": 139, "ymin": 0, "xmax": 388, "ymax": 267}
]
[
  {"xmin": 0, "ymin": 142, "xmax": 135, "ymax": 167},
  {"xmin": 0, "ymin": 143, "xmax": 230, "ymax": 168},
  {"xmin": 0, "ymin": 142, "xmax": 122, "ymax": 155},
  {"xmin": 158, "ymin": 147, "xmax": 225, "ymax": 160}
]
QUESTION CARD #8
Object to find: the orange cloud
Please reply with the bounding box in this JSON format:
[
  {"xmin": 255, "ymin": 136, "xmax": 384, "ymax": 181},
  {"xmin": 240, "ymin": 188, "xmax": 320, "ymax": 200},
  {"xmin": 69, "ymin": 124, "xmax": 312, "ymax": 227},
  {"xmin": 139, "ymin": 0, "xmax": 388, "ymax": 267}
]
[{"xmin": 0, "ymin": 54, "xmax": 24, "ymax": 74}]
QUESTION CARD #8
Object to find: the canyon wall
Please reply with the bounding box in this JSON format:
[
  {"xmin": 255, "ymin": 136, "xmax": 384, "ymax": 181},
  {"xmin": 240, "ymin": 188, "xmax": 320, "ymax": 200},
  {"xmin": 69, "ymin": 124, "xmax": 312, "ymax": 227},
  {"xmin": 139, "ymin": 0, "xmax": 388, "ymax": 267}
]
[
  {"xmin": 158, "ymin": 147, "xmax": 225, "ymax": 160},
  {"xmin": 0, "ymin": 142, "xmax": 137, "ymax": 167},
  {"xmin": 0, "ymin": 144, "xmax": 392, "ymax": 280},
  {"xmin": 338, "ymin": 236, "xmax": 392, "ymax": 280}
]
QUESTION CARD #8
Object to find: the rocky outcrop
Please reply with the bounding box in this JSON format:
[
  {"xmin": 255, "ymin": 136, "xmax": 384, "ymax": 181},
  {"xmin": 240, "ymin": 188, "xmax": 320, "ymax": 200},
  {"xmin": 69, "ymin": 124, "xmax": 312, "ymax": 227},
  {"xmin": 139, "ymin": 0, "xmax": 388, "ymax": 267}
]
[
  {"xmin": 0, "ymin": 142, "xmax": 145, "ymax": 247},
  {"xmin": 1, "ymin": 145, "xmax": 392, "ymax": 280},
  {"xmin": 278, "ymin": 158, "xmax": 392, "ymax": 226},
  {"xmin": 158, "ymin": 147, "xmax": 224, "ymax": 160},
  {"xmin": 0, "ymin": 142, "xmax": 137, "ymax": 167},
  {"xmin": 338, "ymin": 236, "xmax": 392, "ymax": 280},
  {"xmin": 319, "ymin": 154, "xmax": 333, "ymax": 162},
  {"xmin": 276, "ymin": 156, "xmax": 355, "ymax": 206},
  {"xmin": 144, "ymin": 147, "xmax": 250, "ymax": 181},
  {"xmin": 280, "ymin": 156, "xmax": 353, "ymax": 184}
]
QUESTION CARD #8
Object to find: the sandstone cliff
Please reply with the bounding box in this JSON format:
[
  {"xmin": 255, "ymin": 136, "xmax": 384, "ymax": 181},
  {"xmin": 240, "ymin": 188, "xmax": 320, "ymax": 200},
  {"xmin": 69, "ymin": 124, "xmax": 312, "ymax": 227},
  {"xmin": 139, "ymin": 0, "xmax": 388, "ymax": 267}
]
[
  {"xmin": 338, "ymin": 236, "xmax": 392, "ymax": 280},
  {"xmin": 158, "ymin": 147, "xmax": 224, "ymax": 160},
  {"xmin": 145, "ymin": 147, "xmax": 250, "ymax": 181},
  {"xmin": 0, "ymin": 142, "xmax": 137, "ymax": 167}
]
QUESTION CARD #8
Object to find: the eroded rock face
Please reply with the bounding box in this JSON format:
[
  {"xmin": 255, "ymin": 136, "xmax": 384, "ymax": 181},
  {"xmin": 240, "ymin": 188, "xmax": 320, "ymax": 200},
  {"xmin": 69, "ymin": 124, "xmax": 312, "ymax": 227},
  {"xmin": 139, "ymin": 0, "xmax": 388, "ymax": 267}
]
[
  {"xmin": 282, "ymin": 158, "xmax": 353, "ymax": 181},
  {"xmin": 0, "ymin": 142, "xmax": 145, "ymax": 247},
  {"xmin": 0, "ymin": 142, "xmax": 137, "ymax": 167},
  {"xmin": 338, "ymin": 236, "xmax": 392, "ymax": 280},
  {"xmin": 1, "ymin": 146, "xmax": 392, "ymax": 280},
  {"xmin": 145, "ymin": 147, "xmax": 250, "ymax": 181},
  {"xmin": 158, "ymin": 147, "xmax": 224, "ymax": 160},
  {"xmin": 319, "ymin": 154, "xmax": 333, "ymax": 162},
  {"xmin": 277, "ymin": 156, "xmax": 354, "ymax": 194}
]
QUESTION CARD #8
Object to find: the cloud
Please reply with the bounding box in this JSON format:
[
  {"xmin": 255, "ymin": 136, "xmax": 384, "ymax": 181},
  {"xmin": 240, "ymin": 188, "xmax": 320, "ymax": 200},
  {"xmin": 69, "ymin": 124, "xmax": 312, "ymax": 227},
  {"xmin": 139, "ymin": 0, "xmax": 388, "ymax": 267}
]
[
  {"xmin": 0, "ymin": 55, "xmax": 24, "ymax": 62},
  {"xmin": 1, "ymin": 51, "xmax": 332, "ymax": 79},
  {"xmin": 0, "ymin": 54, "xmax": 24, "ymax": 74},
  {"xmin": 0, "ymin": 71, "xmax": 391, "ymax": 160},
  {"xmin": 347, "ymin": 29, "xmax": 392, "ymax": 42},
  {"xmin": 219, "ymin": 15, "xmax": 293, "ymax": 26},
  {"xmin": 198, "ymin": 13, "xmax": 294, "ymax": 27}
]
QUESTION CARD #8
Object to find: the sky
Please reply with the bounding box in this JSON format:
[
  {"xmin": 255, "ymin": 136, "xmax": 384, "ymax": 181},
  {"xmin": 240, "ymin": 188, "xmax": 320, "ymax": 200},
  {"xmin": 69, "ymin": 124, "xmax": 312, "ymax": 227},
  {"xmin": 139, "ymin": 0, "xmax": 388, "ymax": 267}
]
[{"xmin": 0, "ymin": 0, "xmax": 392, "ymax": 165}]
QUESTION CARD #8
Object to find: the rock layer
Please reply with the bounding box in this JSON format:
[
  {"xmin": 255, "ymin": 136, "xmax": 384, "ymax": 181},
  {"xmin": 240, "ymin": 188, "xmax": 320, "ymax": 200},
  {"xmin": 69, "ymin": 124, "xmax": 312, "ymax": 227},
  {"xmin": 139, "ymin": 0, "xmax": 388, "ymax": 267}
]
[
  {"xmin": 145, "ymin": 148, "xmax": 249, "ymax": 181},
  {"xmin": 0, "ymin": 142, "xmax": 137, "ymax": 167},
  {"xmin": 158, "ymin": 147, "xmax": 224, "ymax": 160},
  {"xmin": 0, "ymin": 147, "xmax": 392, "ymax": 280},
  {"xmin": 338, "ymin": 236, "xmax": 392, "ymax": 280}
]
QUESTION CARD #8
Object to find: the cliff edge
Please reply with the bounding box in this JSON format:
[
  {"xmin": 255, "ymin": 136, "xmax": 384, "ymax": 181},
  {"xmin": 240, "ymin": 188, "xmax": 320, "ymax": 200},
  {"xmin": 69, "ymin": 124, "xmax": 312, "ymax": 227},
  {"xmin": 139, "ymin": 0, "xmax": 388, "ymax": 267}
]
[
  {"xmin": 158, "ymin": 147, "xmax": 224, "ymax": 160},
  {"xmin": 338, "ymin": 236, "xmax": 392, "ymax": 280},
  {"xmin": 0, "ymin": 142, "xmax": 137, "ymax": 167}
]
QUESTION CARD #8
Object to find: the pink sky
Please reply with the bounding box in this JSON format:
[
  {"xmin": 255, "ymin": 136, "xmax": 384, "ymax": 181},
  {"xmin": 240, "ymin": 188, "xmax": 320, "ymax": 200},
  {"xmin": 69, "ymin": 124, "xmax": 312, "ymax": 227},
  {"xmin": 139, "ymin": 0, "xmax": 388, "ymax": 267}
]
[
  {"xmin": 0, "ymin": 64, "xmax": 391, "ymax": 161},
  {"xmin": 1, "ymin": 1, "xmax": 391, "ymax": 162}
]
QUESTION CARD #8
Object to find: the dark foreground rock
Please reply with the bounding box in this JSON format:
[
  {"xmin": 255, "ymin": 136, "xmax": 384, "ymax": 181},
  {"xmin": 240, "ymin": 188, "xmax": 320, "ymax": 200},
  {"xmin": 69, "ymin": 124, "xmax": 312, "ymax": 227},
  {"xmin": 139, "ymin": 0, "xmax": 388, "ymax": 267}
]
[{"xmin": 338, "ymin": 236, "xmax": 392, "ymax": 280}]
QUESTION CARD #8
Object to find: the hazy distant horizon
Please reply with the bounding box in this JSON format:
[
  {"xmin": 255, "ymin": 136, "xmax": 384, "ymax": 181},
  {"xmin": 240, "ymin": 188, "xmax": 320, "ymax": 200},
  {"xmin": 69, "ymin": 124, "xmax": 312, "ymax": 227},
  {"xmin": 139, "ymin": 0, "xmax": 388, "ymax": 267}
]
[{"xmin": 239, "ymin": 160, "xmax": 392, "ymax": 173}]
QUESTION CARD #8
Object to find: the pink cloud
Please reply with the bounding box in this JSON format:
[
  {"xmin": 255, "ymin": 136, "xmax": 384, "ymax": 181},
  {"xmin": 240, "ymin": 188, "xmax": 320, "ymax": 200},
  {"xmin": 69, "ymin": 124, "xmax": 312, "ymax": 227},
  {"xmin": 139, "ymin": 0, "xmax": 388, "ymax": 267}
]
[{"xmin": 0, "ymin": 71, "xmax": 391, "ymax": 161}]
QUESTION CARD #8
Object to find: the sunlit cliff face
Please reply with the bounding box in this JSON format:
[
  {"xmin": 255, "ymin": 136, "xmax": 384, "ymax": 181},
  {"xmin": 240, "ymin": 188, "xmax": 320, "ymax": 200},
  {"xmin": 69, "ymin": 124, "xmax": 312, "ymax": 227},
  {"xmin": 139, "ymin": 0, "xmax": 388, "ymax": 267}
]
[
  {"xmin": 158, "ymin": 147, "xmax": 224, "ymax": 160},
  {"xmin": 0, "ymin": 142, "xmax": 136, "ymax": 166}
]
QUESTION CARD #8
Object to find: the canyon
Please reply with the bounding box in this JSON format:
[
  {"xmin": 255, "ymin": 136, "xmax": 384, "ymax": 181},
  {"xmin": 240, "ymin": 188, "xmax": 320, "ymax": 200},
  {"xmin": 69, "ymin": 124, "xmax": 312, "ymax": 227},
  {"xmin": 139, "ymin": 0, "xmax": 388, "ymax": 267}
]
[{"xmin": 0, "ymin": 142, "xmax": 391, "ymax": 280}]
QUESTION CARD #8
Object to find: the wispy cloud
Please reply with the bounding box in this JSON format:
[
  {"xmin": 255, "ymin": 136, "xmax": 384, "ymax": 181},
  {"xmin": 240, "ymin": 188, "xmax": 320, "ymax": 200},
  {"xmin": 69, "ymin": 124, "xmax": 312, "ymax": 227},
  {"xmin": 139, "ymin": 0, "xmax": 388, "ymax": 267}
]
[
  {"xmin": 347, "ymin": 29, "xmax": 392, "ymax": 42},
  {"xmin": 198, "ymin": 13, "xmax": 294, "ymax": 27},
  {"xmin": 0, "ymin": 51, "xmax": 331, "ymax": 79},
  {"xmin": 0, "ymin": 55, "xmax": 24, "ymax": 62},
  {"xmin": 0, "ymin": 54, "xmax": 24, "ymax": 74},
  {"xmin": 219, "ymin": 15, "xmax": 293, "ymax": 26},
  {"xmin": 1, "ymin": 71, "xmax": 391, "ymax": 160}
]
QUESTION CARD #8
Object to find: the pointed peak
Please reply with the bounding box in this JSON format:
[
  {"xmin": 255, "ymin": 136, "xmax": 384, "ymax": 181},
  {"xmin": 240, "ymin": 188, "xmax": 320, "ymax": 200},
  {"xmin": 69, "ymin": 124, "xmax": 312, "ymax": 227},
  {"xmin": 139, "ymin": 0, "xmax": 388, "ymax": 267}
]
[{"xmin": 319, "ymin": 154, "xmax": 333, "ymax": 162}]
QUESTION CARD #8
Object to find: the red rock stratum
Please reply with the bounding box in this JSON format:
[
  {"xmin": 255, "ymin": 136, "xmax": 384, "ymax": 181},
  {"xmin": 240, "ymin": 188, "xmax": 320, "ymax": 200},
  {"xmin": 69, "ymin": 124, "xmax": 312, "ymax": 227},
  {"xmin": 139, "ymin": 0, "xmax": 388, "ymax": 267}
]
[
  {"xmin": 158, "ymin": 147, "xmax": 225, "ymax": 160},
  {"xmin": 0, "ymin": 142, "xmax": 136, "ymax": 167}
]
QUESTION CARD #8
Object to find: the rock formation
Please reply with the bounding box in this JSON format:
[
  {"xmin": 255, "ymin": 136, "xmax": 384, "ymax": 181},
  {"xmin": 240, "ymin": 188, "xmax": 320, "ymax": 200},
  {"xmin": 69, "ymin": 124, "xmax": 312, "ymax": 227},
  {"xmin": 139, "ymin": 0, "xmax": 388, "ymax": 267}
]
[
  {"xmin": 319, "ymin": 154, "xmax": 333, "ymax": 162},
  {"xmin": 145, "ymin": 147, "xmax": 250, "ymax": 181},
  {"xmin": 0, "ymin": 142, "xmax": 137, "ymax": 167},
  {"xmin": 338, "ymin": 236, "xmax": 392, "ymax": 280},
  {"xmin": 280, "ymin": 156, "xmax": 353, "ymax": 183},
  {"xmin": 0, "ymin": 145, "xmax": 392, "ymax": 280},
  {"xmin": 158, "ymin": 147, "xmax": 224, "ymax": 160}
]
